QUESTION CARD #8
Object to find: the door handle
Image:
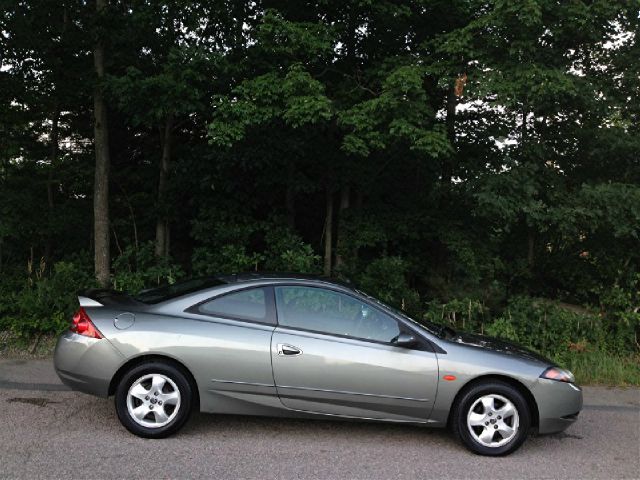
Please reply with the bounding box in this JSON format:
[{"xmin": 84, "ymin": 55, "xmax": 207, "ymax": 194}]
[{"xmin": 277, "ymin": 343, "xmax": 302, "ymax": 356}]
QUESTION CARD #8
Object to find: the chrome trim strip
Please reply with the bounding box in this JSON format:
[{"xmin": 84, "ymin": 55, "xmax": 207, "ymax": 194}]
[
  {"xmin": 277, "ymin": 384, "xmax": 429, "ymax": 402},
  {"xmin": 211, "ymin": 379, "xmax": 274, "ymax": 387}
]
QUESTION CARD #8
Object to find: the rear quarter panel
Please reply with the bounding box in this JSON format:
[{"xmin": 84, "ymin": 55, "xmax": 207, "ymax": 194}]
[{"xmin": 104, "ymin": 312, "xmax": 281, "ymax": 414}]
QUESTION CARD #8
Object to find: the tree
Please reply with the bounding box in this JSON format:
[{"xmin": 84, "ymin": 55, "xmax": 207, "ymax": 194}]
[
  {"xmin": 93, "ymin": 0, "xmax": 111, "ymax": 287},
  {"xmin": 0, "ymin": 0, "xmax": 637, "ymax": 330}
]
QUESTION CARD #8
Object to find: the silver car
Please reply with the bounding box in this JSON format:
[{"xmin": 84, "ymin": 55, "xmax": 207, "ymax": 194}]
[{"xmin": 54, "ymin": 274, "xmax": 582, "ymax": 455}]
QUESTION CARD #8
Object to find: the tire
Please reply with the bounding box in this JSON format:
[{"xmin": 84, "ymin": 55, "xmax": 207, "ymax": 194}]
[
  {"xmin": 451, "ymin": 380, "xmax": 531, "ymax": 456},
  {"xmin": 115, "ymin": 361, "xmax": 194, "ymax": 438}
]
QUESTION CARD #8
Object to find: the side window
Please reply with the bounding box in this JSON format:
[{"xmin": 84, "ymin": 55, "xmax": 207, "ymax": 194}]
[
  {"xmin": 275, "ymin": 286, "xmax": 400, "ymax": 343},
  {"xmin": 198, "ymin": 288, "xmax": 269, "ymax": 323}
]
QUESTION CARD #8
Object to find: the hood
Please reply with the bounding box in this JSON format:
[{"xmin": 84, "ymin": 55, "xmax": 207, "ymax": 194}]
[{"xmin": 452, "ymin": 332, "xmax": 553, "ymax": 365}]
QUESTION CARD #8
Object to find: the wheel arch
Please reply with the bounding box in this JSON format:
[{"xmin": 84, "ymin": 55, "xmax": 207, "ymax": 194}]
[
  {"xmin": 108, "ymin": 354, "xmax": 200, "ymax": 410},
  {"xmin": 447, "ymin": 374, "xmax": 539, "ymax": 429}
]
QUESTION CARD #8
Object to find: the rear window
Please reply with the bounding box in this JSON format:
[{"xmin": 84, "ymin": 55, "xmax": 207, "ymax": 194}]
[
  {"xmin": 199, "ymin": 288, "xmax": 267, "ymax": 322},
  {"xmin": 134, "ymin": 277, "xmax": 225, "ymax": 304}
]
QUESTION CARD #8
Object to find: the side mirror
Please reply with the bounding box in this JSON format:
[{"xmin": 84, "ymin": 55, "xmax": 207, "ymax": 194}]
[{"xmin": 395, "ymin": 332, "xmax": 417, "ymax": 347}]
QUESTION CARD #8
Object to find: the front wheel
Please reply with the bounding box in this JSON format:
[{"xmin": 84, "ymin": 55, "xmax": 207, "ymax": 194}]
[
  {"xmin": 452, "ymin": 381, "xmax": 531, "ymax": 456},
  {"xmin": 115, "ymin": 361, "xmax": 193, "ymax": 438}
]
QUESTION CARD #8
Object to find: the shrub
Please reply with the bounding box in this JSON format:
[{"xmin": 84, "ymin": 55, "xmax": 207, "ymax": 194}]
[
  {"xmin": 191, "ymin": 216, "xmax": 320, "ymax": 275},
  {"xmin": 423, "ymin": 297, "xmax": 489, "ymax": 333},
  {"xmin": 192, "ymin": 244, "xmax": 264, "ymax": 275},
  {"xmin": 356, "ymin": 256, "xmax": 421, "ymax": 316},
  {"xmin": 263, "ymin": 224, "xmax": 321, "ymax": 273},
  {"xmin": 112, "ymin": 242, "xmax": 184, "ymax": 292},
  {"xmin": 424, "ymin": 295, "xmax": 638, "ymax": 363},
  {"xmin": 0, "ymin": 258, "xmax": 95, "ymax": 338}
]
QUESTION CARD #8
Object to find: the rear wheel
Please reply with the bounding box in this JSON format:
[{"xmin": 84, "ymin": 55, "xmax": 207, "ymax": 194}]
[
  {"xmin": 115, "ymin": 362, "xmax": 193, "ymax": 438},
  {"xmin": 452, "ymin": 381, "xmax": 531, "ymax": 456}
]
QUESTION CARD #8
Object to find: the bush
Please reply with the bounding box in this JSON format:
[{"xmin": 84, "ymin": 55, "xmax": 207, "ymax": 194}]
[
  {"xmin": 192, "ymin": 244, "xmax": 264, "ymax": 275},
  {"xmin": 423, "ymin": 297, "xmax": 489, "ymax": 333},
  {"xmin": 0, "ymin": 245, "xmax": 187, "ymax": 338},
  {"xmin": 263, "ymin": 224, "xmax": 321, "ymax": 273},
  {"xmin": 0, "ymin": 257, "xmax": 95, "ymax": 338},
  {"xmin": 112, "ymin": 242, "xmax": 184, "ymax": 292},
  {"xmin": 423, "ymin": 294, "xmax": 638, "ymax": 366},
  {"xmin": 355, "ymin": 256, "xmax": 422, "ymax": 316},
  {"xmin": 191, "ymin": 216, "xmax": 320, "ymax": 275}
]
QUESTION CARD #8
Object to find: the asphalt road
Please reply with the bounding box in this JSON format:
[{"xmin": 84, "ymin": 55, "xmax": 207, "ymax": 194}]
[{"xmin": 0, "ymin": 359, "xmax": 638, "ymax": 479}]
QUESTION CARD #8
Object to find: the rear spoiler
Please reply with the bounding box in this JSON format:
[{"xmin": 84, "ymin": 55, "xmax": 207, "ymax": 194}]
[
  {"xmin": 78, "ymin": 289, "xmax": 142, "ymax": 308},
  {"xmin": 78, "ymin": 295, "xmax": 103, "ymax": 307}
]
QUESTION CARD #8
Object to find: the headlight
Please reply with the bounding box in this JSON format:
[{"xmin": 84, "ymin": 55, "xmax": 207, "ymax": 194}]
[{"xmin": 540, "ymin": 366, "xmax": 575, "ymax": 383}]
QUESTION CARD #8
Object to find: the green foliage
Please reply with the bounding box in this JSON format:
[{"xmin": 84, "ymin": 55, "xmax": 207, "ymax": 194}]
[
  {"xmin": 355, "ymin": 256, "xmax": 421, "ymax": 316},
  {"xmin": 562, "ymin": 352, "xmax": 640, "ymax": 386},
  {"xmin": 340, "ymin": 65, "xmax": 452, "ymax": 158},
  {"xmin": 112, "ymin": 242, "xmax": 184, "ymax": 293},
  {"xmin": 107, "ymin": 47, "xmax": 211, "ymax": 127},
  {"xmin": 425, "ymin": 295, "xmax": 638, "ymax": 366},
  {"xmin": 0, "ymin": 258, "xmax": 95, "ymax": 338},
  {"xmin": 192, "ymin": 245, "xmax": 265, "ymax": 276},
  {"xmin": 209, "ymin": 63, "xmax": 332, "ymax": 147},
  {"xmin": 1, "ymin": 0, "xmax": 638, "ymax": 382},
  {"xmin": 262, "ymin": 224, "xmax": 321, "ymax": 273},
  {"xmin": 191, "ymin": 214, "xmax": 320, "ymax": 276}
]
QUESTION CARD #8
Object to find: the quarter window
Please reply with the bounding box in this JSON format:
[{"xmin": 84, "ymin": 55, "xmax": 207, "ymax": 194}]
[
  {"xmin": 275, "ymin": 286, "xmax": 400, "ymax": 343},
  {"xmin": 199, "ymin": 288, "xmax": 268, "ymax": 322}
]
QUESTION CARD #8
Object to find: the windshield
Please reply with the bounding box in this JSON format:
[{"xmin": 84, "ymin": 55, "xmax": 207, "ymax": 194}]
[
  {"xmin": 355, "ymin": 289, "xmax": 454, "ymax": 338},
  {"xmin": 134, "ymin": 277, "xmax": 225, "ymax": 304}
]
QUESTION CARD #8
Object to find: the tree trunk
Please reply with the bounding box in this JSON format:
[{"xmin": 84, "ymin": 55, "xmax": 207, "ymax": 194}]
[
  {"xmin": 155, "ymin": 115, "xmax": 173, "ymax": 258},
  {"xmin": 285, "ymin": 162, "xmax": 295, "ymax": 229},
  {"xmin": 351, "ymin": 189, "xmax": 364, "ymax": 263},
  {"xmin": 527, "ymin": 229, "xmax": 535, "ymax": 269},
  {"xmin": 93, "ymin": 0, "xmax": 111, "ymax": 287},
  {"xmin": 323, "ymin": 187, "xmax": 334, "ymax": 277},
  {"xmin": 442, "ymin": 85, "xmax": 457, "ymax": 187},
  {"xmin": 334, "ymin": 185, "xmax": 350, "ymax": 270},
  {"xmin": 45, "ymin": 104, "xmax": 60, "ymax": 263}
]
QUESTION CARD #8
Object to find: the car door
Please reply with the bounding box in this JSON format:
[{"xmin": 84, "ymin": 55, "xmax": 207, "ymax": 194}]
[
  {"xmin": 271, "ymin": 285, "xmax": 439, "ymax": 422},
  {"xmin": 178, "ymin": 286, "xmax": 280, "ymax": 414}
]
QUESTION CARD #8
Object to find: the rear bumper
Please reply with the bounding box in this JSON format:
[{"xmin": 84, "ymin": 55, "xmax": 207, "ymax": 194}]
[
  {"xmin": 53, "ymin": 331, "xmax": 125, "ymax": 397},
  {"xmin": 531, "ymin": 378, "xmax": 583, "ymax": 434}
]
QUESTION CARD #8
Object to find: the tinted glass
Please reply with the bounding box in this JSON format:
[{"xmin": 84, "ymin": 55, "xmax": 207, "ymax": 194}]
[
  {"xmin": 275, "ymin": 286, "xmax": 400, "ymax": 342},
  {"xmin": 199, "ymin": 288, "xmax": 267, "ymax": 322}
]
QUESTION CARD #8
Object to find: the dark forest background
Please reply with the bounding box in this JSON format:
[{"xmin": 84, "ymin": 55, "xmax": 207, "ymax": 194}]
[{"xmin": 0, "ymin": 1, "xmax": 638, "ymax": 381}]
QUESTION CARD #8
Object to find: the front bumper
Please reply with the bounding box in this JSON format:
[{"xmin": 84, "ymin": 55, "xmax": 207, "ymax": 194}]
[
  {"xmin": 531, "ymin": 378, "xmax": 583, "ymax": 434},
  {"xmin": 53, "ymin": 331, "xmax": 125, "ymax": 397}
]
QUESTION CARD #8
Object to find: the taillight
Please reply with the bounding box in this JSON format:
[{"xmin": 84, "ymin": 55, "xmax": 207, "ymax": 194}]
[{"xmin": 70, "ymin": 307, "xmax": 103, "ymax": 339}]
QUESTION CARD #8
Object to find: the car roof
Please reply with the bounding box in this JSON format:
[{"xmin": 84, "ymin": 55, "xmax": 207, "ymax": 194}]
[
  {"xmin": 216, "ymin": 272, "xmax": 354, "ymax": 289},
  {"xmin": 137, "ymin": 273, "xmax": 360, "ymax": 310},
  {"xmin": 135, "ymin": 273, "xmax": 359, "ymax": 307}
]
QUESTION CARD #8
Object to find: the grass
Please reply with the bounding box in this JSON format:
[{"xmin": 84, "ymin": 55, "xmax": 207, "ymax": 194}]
[
  {"xmin": 561, "ymin": 351, "xmax": 640, "ymax": 386},
  {"xmin": 0, "ymin": 330, "xmax": 59, "ymax": 359}
]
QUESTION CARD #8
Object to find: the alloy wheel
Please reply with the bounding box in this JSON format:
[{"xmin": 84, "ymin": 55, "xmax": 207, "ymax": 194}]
[
  {"xmin": 126, "ymin": 373, "xmax": 181, "ymax": 428},
  {"xmin": 466, "ymin": 394, "xmax": 519, "ymax": 448}
]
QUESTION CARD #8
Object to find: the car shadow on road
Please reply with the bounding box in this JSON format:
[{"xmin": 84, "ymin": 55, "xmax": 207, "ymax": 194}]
[
  {"xmin": 183, "ymin": 411, "xmax": 459, "ymax": 446},
  {"xmin": 39, "ymin": 394, "xmax": 586, "ymax": 457}
]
